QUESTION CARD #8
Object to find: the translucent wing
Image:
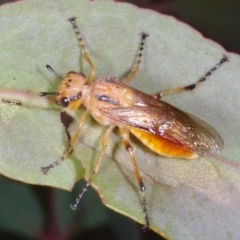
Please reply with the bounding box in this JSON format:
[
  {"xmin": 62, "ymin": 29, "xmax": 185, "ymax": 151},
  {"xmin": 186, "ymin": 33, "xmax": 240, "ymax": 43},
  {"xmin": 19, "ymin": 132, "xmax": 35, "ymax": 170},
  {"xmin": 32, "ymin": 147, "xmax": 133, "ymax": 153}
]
[{"xmin": 101, "ymin": 87, "xmax": 223, "ymax": 155}]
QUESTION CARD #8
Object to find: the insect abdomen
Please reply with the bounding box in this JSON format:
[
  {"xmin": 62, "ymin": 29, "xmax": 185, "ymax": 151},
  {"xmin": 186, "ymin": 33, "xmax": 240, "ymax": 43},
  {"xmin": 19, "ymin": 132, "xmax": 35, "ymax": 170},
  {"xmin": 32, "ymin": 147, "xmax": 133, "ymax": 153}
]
[{"xmin": 129, "ymin": 127, "xmax": 198, "ymax": 159}]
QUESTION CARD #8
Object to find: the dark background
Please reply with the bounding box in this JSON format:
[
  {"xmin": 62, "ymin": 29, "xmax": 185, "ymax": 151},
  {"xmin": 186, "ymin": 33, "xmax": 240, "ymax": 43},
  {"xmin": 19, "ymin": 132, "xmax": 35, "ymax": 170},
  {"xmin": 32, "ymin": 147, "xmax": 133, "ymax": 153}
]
[{"xmin": 0, "ymin": 0, "xmax": 239, "ymax": 240}]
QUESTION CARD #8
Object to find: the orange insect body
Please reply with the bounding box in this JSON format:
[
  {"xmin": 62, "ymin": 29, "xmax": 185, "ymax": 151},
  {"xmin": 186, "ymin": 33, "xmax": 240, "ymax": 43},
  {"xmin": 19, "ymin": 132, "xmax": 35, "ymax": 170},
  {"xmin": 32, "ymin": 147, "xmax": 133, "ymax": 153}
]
[
  {"xmin": 40, "ymin": 17, "xmax": 228, "ymax": 230},
  {"xmin": 56, "ymin": 74, "xmax": 223, "ymax": 159},
  {"xmin": 129, "ymin": 127, "xmax": 198, "ymax": 159}
]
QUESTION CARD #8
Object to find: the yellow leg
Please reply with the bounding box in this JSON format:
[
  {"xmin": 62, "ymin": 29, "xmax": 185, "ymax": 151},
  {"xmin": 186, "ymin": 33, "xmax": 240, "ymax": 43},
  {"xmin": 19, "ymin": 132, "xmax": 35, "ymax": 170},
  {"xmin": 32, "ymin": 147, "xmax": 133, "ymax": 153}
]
[
  {"xmin": 68, "ymin": 17, "xmax": 95, "ymax": 83},
  {"xmin": 70, "ymin": 125, "xmax": 115, "ymax": 210},
  {"xmin": 41, "ymin": 110, "xmax": 89, "ymax": 174},
  {"xmin": 120, "ymin": 128, "xmax": 150, "ymax": 230},
  {"xmin": 153, "ymin": 55, "xmax": 228, "ymax": 99},
  {"xmin": 125, "ymin": 32, "xmax": 149, "ymax": 85}
]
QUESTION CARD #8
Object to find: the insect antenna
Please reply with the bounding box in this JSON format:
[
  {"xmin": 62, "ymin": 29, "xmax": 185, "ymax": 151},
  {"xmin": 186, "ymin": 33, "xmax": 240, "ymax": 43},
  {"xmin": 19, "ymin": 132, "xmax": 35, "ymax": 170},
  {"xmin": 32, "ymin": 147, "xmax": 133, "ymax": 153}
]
[
  {"xmin": 46, "ymin": 64, "xmax": 63, "ymax": 80},
  {"xmin": 39, "ymin": 92, "xmax": 56, "ymax": 96},
  {"xmin": 39, "ymin": 65, "xmax": 62, "ymax": 97}
]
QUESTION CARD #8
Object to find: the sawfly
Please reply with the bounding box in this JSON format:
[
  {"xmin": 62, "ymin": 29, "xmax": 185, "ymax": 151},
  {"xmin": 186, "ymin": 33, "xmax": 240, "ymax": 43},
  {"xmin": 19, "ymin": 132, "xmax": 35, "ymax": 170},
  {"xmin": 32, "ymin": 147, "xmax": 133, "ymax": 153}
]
[{"xmin": 40, "ymin": 17, "xmax": 228, "ymax": 230}]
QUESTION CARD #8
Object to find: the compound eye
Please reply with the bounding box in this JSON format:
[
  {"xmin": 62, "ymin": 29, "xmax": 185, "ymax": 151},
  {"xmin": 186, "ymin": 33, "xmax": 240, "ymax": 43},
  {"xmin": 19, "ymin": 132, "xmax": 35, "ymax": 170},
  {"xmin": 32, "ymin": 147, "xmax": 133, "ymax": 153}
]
[{"xmin": 59, "ymin": 97, "xmax": 70, "ymax": 107}]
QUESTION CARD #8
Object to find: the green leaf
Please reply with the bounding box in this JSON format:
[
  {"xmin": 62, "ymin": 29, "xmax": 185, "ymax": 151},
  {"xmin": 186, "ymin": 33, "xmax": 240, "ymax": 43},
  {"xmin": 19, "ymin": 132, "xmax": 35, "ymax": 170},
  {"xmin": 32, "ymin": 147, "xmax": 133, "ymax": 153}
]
[{"xmin": 0, "ymin": 0, "xmax": 240, "ymax": 239}]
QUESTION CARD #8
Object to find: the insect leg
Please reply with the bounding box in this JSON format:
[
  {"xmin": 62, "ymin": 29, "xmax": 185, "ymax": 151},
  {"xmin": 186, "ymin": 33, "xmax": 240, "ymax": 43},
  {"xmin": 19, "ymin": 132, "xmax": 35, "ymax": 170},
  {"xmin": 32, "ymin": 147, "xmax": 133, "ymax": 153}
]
[
  {"xmin": 70, "ymin": 125, "xmax": 115, "ymax": 210},
  {"xmin": 120, "ymin": 128, "xmax": 150, "ymax": 230},
  {"xmin": 68, "ymin": 17, "xmax": 95, "ymax": 83},
  {"xmin": 153, "ymin": 55, "xmax": 229, "ymax": 99},
  {"xmin": 41, "ymin": 110, "xmax": 89, "ymax": 174},
  {"xmin": 125, "ymin": 32, "xmax": 149, "ymax": 85}
]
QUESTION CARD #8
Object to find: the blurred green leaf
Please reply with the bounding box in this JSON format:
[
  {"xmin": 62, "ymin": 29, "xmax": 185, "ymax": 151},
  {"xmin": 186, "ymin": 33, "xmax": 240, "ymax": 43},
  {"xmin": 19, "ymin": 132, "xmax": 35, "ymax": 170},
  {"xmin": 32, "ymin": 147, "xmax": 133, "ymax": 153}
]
[
  {"xmin": 0, "ymin": 0, "xmax": 240, "ymax": 239},
  {"xmin": 0, "ymin": 175, "xmax": 43, "ymax": 238}
]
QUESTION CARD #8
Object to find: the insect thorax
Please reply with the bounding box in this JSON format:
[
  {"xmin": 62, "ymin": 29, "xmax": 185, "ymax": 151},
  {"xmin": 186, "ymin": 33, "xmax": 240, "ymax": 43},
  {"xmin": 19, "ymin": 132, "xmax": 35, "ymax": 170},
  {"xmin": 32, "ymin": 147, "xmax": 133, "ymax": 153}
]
[{"xmin": 81, "ymin": 77, "xmax": 136, "ymax": 126}]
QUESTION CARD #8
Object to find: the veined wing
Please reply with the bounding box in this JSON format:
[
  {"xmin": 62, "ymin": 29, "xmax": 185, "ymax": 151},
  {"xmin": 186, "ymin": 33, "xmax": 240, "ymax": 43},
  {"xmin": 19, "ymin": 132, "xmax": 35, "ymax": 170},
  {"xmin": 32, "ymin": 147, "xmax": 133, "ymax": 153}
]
[{"xmin": 101, "ymin": 89, "xmax": 223, "ymax": 156}]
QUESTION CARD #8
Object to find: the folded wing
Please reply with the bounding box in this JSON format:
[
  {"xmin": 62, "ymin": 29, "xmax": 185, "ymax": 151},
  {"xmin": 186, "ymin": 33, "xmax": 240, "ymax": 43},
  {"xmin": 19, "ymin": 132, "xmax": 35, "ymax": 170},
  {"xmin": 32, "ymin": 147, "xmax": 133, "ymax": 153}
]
[{"xmin": 101, "ymin": 89, "xmax": 223, "ymax": 155}]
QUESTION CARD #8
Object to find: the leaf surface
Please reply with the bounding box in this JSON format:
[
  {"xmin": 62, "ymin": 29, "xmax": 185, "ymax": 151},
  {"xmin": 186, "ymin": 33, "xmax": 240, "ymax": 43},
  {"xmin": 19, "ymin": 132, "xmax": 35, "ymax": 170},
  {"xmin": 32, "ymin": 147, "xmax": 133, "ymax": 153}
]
[{"xmin": 0, "ymin": 0, "xmax": 240, "ymax": 239}]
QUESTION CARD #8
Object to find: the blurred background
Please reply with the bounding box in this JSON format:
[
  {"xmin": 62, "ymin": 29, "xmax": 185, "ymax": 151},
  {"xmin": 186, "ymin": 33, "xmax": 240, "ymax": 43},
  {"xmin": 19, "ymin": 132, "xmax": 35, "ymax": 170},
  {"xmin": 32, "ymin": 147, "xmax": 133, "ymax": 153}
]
[
  {"xmin": 0, "ymin": 0, "xmax": 239, "ymax": 239},
  {"xmin": 116, "ymin": 0, "xmax": 240, "ymax": 54}
]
